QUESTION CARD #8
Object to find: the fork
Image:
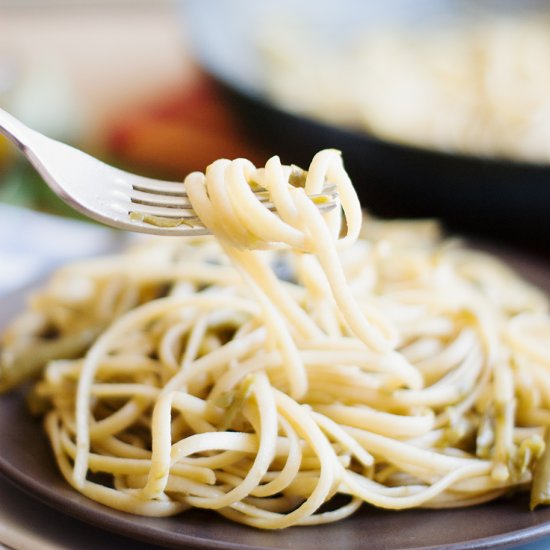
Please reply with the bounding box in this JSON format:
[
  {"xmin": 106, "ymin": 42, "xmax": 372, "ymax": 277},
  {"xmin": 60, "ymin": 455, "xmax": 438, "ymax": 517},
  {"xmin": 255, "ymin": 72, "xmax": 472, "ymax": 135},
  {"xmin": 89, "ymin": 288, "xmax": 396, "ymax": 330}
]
[{"xmin": 0, "ymin": 108, "xmax": 338, "ymax": 236}]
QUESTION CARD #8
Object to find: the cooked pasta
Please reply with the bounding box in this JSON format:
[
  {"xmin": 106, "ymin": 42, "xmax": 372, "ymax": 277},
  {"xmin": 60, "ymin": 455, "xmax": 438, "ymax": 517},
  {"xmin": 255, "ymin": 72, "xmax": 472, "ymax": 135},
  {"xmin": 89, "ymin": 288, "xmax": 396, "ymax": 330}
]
[
  {"xmin": 261, "ymin": 12, "xmax": 550, "ymax": 163},
  {"xmin": 1, "ymin": 149, "xmax": 550, "ymax": 528}
]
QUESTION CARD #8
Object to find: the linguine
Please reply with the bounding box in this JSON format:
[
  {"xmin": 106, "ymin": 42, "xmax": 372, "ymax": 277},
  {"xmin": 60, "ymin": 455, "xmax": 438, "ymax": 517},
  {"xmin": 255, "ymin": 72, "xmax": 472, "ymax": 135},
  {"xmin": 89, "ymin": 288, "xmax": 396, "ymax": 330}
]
[{"xmin": 1, "ymin": 149, "xmax": 550, "ymax": 528}]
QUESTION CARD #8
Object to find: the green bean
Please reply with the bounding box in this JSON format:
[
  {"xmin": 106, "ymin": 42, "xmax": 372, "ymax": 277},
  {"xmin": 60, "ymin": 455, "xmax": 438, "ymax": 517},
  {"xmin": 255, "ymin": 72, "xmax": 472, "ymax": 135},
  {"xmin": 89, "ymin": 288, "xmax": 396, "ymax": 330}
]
[{"xmin": 530, "ymin": 429, "xmax": 550, "ymax": 510}]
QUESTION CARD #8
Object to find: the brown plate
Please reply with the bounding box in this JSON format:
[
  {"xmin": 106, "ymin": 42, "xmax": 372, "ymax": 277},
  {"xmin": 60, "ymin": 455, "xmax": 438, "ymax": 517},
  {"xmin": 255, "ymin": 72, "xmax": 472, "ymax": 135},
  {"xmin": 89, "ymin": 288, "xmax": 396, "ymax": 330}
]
[{"xmin": 1, "ymin": 247, "xmax": 550, "ymax": 550}]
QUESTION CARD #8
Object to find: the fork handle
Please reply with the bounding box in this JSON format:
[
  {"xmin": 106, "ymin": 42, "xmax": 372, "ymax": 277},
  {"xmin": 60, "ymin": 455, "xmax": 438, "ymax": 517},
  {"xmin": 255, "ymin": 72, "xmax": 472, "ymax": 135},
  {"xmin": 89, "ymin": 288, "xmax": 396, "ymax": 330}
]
[{"xmin": 0, "ymin": 108, "xmax": 38, "ymax": 151}]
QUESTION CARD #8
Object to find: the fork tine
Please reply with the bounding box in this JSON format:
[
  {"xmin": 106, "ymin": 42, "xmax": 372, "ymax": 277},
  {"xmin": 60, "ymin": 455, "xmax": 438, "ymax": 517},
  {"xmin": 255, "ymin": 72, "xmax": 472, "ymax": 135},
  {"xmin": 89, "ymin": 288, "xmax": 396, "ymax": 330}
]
[
  {"xmin": 129, "ymin": 189, "xmax": 192, "ymax": 208},
  {"xmin": 129, "ymin": 203, "xmax": 198, "ymax": 219},
  {"xmin": 131, "ymin": 179, "xmax": 187, "ymax": 196}
]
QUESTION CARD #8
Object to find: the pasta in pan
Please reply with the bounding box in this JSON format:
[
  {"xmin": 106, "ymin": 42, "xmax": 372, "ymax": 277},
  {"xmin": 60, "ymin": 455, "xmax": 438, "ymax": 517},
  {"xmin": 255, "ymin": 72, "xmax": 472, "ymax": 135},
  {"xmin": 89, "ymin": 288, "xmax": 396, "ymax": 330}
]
[
  {"xmin": 261, "ymin": 13, "xmax": 550, "ymax": 163},
  {"xmin": 1, "ymin": 150, "xmax": 550, "ymax": 528}
]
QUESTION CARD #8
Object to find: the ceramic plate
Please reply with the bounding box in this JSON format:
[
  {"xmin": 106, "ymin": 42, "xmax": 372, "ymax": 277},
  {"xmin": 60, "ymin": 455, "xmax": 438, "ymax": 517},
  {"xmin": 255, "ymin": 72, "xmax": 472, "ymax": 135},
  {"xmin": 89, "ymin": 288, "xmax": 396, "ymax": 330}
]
[{"xmin": 1, "ymin": 248, "xmax": 550, "ymax": 550}]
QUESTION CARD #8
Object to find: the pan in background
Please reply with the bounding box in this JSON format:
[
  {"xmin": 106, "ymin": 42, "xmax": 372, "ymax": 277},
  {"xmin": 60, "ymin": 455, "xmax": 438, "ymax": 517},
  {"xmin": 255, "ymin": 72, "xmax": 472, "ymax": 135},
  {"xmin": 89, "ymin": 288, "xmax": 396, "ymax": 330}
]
[{"xmin": 179, "ymin": 0, "xmax": 550, "ymax": 249}]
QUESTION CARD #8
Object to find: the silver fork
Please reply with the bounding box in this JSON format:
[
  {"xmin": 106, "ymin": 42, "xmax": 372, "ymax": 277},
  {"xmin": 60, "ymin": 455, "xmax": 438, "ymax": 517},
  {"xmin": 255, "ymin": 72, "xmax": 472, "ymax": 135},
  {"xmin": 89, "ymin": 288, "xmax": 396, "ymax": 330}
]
[{"xmin": 0, "ymin": 108, "xmax": 338, "ymax": 236}]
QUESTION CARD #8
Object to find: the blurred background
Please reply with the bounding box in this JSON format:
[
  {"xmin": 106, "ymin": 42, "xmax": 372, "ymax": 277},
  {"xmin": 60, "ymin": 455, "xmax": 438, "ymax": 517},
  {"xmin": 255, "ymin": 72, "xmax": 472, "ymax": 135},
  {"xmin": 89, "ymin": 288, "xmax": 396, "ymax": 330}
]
[
  {"xmin": 0, "ymin": 0, "xmax": 268, "ymax": 218},
  {"xmin": 1, "ymin": 0, "xmax": 549, "ymax": 250}
]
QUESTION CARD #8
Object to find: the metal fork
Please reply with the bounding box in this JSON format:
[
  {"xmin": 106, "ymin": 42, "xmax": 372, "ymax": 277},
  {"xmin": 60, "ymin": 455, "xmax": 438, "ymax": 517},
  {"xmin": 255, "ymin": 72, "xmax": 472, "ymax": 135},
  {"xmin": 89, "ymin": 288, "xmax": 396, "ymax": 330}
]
[{"xmin": 0, "ymin": 108, "xmax": 338, "ymax": 236}]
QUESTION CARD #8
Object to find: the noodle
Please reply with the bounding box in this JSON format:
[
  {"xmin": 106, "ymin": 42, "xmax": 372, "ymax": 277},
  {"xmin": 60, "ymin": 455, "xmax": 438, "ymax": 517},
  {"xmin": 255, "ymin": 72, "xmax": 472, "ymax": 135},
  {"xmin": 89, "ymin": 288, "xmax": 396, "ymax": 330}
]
[{"xmin": 1, "ymin": 149, "xmax": 549, "ymax": 529}]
